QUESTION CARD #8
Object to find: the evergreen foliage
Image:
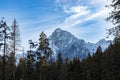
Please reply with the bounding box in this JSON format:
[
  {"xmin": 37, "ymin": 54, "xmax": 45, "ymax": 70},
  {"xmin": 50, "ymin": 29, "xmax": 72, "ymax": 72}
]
[
  {"xmin": 0, "ymin": 1, "xmax": 120, "ymax": 79},
  {"xmin": 0, "ymin": 38, "xmax": 119, "ymax": 80},
  {"xmin": 106, "ymin": 0, "xmax": 120, "ymax": 38}
]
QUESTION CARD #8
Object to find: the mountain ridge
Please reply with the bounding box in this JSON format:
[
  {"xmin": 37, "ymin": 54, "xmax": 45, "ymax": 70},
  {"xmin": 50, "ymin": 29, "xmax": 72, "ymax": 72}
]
[{"xmin": 49, "ymin": 28, "xmax": 112, "ymax": 59}]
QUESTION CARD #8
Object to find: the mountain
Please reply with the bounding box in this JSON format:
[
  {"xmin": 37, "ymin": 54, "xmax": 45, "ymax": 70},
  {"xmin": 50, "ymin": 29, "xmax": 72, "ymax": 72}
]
[{"xmin": 49, "ymin": 28, "xmax": 112, "ymax": 60}]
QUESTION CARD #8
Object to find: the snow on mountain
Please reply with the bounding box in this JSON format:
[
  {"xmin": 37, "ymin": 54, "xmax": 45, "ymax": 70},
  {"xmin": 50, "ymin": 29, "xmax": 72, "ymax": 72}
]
[
  {"xmin": 49, "ymin": 28, "xmax": 111, "ymax": 60},
  {"xmin": 96, "ymin": 39, "xmax": 112, "ymax": 51}
]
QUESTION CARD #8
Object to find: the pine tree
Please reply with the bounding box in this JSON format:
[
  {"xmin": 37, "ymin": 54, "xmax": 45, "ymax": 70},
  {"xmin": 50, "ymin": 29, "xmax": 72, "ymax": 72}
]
[
  {"xmin": 94, "ymin": 46, "xmax": 102, "ymax": 80},
  {"xmin": 0, "ymin": 17, "xmax": 11, "ymax": 80},
  {"xmin": 56, "ymin": 52, "xmax": 63, "ymax": 69},
  {"xmin": 109, "ymin": 39, "xmax": 120, "ymax": 80},
  {"xmin": 34, "ymin": 32, "xmax": 52, "ymax": 80},
  {"xmin": 0, "ymin": 18, "xmax": 21, "ymax": 80},
  {"xmin": 6, "ymin": 52, "xmax": 16, "ymax": 80},
  {"xmin": 16, "ymin": 57, "xmax": 25, "ymax": 80},
  {"xmin": 37, "ymin": 31, "xmax": 52, "ymax": 61},
  {"xmin": 106, "ymin": 0, "xmax": 120, "ymax": 39},
  {"xmin": 86, "ymin": 53, "xmax": 92, "ymax": 80},
  {"xmin": 56, "ymin": 52, "xmax": 63, "ymax": 80},
  {"xmin": 0, "ymin": 55, "xmax": 3, "ymax": 80},
  {"xmin": 25, "ymin": 52, "xmax": 35, "ymax": 80}
]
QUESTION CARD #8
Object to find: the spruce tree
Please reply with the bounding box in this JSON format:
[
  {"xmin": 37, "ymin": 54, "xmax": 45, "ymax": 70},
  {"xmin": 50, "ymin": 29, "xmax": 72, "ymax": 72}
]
[
  {"xmin": 38, "ymin": 31, "xmax": 52, "ymax": 60},
  {"xmin": 56, "ymin": 52, "xmax": 63, "ymax": 69},
  {"xmin": 0, "ymin": 17, "xmax": 11, "ymax": 80},
  {"xmin": 6, "ymin": 52, "xmax": 16, "ymax": 80},
  {"xmin": 106, "ymin": 0, "xmax": 120, "ymax": 39},
  {"xmin": 94, "ymin": 46, "xmax": 102, "ymax": 80}
]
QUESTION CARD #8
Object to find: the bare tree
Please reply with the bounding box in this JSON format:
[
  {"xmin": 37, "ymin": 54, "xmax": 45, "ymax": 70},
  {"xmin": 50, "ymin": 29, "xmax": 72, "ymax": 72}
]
[{"xmin": 10, "ymin": 19, "xmax": 21, "ymax": 80}]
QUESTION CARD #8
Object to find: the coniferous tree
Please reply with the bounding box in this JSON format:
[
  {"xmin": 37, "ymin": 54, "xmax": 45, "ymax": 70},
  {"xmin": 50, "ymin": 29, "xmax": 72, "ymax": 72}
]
[
  {"xmin": 106, "ymin": 0, "xmax": 120, "ymax": 39},
  {"xmin": 6, "ymin": 52, "xmax": 16, "ymax": 80},
  {"xmin": 72, "ymin": 58, "xmax": 82, "ymax": 80},
  {"xmin": 16, "ymin": 57, "xmax": 25, "ymax": 80},
  {"xmin": 56, "ymin": 52, "xmax": 63, "ymax": 69},
  {"xmin": 0, "ymin": 18, "xmax": 21, "ymax": 80},
  {"xmin": 38, "ymin": 32, "xmax": 52, "ymax": 60},
  {"xmin": 56, "ymin": 52, "xmax": 63, "ymax": 80},
  {"xmin": 25, "ymin": 52, "xmax": 35, "ymax": 80},
  {"xmin": 34, "ymin": 32, "xmax": 52, "ymax": 80},
  {"xmin": 86, "ymin": 53, "xmax": 92, "ymax": 80},
  {"xmin": 93, "ymin": 46, "xmax": 102, "ymax": 80},
  {"xmin": 0, "ymin": 17, "xmax": 11, "ymax": 80},
  {"xmin": 64, "ymin": 58, "xmax": 70, "ymax": 80}
]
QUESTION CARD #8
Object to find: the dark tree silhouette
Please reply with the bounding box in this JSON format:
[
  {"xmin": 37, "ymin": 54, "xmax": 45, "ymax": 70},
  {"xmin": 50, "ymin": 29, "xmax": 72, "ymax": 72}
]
[{"xmin": 106, "ymin": 0, "xmax": 120, "ymax": 39}]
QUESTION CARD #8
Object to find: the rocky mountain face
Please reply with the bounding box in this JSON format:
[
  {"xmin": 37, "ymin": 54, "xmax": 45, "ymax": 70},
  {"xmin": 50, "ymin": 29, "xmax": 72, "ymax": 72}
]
[{"xmin": 49, "ymin": 28, "xmax": 111, "ymax": 60}]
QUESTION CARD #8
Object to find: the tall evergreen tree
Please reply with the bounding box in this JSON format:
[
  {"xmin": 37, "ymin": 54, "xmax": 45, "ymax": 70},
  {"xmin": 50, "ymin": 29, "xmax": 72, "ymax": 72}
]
[
  {"xmin": 106, "ymin": 0, "xmax": 120, "ymax": 39},
  {"xmin": 56, "ymin": 52, "xmax": 63, "ymax": 80},
  {"xmin": 6, "ymin": 52, "xmax": 16, "ymax": 80},
  {"xmin": 94, "ymin": 46, "xmax": 102, "ymax": 80},
  {"xmin": 0, "ymin": 17, "xmax": 11, "ymax": 80},
  {"xmin": 25, "ymin": 52, "xmax": 35, "ymax": 80},
  {"xmin": 34, "ymin": 32, "xmax": 52, "ymax": 80},
  {"xmin": 38, "ymin": 31, "xmax": 52, "ymax": 60},
  {"xmin": 56, "ymin": 52, "xmax": 63, "ymax": 69}
]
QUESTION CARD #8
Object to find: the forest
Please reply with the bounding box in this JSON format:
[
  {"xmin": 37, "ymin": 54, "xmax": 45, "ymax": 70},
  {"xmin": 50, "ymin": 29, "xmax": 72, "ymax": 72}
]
[
  {"xmin": 0, "ymin": 0, "xmax": 120, "ymax": 80},
  {"xmin": 0, "ymin": 28, "xmax": 120, "ymax": 80}
]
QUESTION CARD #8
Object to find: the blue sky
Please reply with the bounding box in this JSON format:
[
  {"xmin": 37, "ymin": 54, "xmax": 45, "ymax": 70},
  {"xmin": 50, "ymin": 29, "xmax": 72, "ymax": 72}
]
[{"xmin": 0, "ymin": 0, "xmax": 113, "ymax": 50}]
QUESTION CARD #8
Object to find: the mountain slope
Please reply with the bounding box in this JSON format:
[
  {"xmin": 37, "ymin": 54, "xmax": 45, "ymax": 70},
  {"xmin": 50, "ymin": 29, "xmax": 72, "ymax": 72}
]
[{"xmin": 49, "ymin": 28, "xmax": 111, "ymax": 60}]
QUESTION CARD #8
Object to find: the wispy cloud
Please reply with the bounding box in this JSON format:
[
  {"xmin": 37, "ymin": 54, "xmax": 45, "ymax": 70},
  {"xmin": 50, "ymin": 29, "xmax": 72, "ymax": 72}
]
[
  {"xmin": 0, "ymin": 0, "xmax": 113, "ymax": 50},
  {"xmin": 90, "ymin": 0, "xmax": 111, "ymax": 6},
  {"xmin": 64, "ymin": 5, "xmax": 90, "ymax": 28},
  {"xmin": 55, "ymin": 0, "xmax": 111, "ymax": 27},
  {"xmin": 54, "ymin": 0, "xmax": 113, "ymax": 42},
  {"xmin": 63, "ymin": 5, "xmax": 89, "ymax": 14},
  {"xmin": 84, "ymin": 8, "xmax": 110, "ymax": 21}
]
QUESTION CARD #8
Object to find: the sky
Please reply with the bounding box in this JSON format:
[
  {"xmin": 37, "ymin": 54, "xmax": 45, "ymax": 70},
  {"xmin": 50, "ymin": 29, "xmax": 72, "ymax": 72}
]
[{"xmin": 0, "ymin": 0, "xmax": 113, "ymax": 50}]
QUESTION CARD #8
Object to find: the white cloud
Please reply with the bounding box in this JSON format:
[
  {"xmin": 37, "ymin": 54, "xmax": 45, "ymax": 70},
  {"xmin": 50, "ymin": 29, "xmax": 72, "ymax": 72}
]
[
  {"xmin": 89, "ymin": 0, "xmax": 112, "ymax": 10},
  {"xmin": 54, "ymin": 0, "xmax": 113, "ymax": 43},
  {"xmin": 84, "ymin": 8, "xmax": 111, "ymax": 21},
  {"xmin": 64, "ymin": 20, "xmax": 82, "ymax": 28},
  {"xmin": 55, "ymin": 0, "xmax": 112, "ymax": 29},
  {"xmin": 63, "ymin": 6, "xmax": 89, "ymax": 14},
  {"xmin": 63, "ymin": 5, "xmax": 90, "ymax": 28},
  {"xmin": 91, "ymin": 0, "xmax": 110, "ymax": 5}
]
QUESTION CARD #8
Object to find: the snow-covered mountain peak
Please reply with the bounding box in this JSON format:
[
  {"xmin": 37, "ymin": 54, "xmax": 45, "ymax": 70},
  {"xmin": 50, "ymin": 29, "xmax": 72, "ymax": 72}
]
[
  {"xmin": 96, "ymin": 39, "xmax": 111, "ymax": 44},
  {"xmin": 50, "ymin": 28, "xmax": 79, "ymax": 48},
  {"xmin": 54, "ymin": 28, "xmax": 62, "ymax": 33},
  {"xmin": 49, "ymin": 28, "xmax": 112, "ymax": 59},
  {"xmin": 96, "ymin": 39, "xmax": 112, "ymax": 51},
  {"xmin": 97, "ymin": 39, "xmax": 107, "ymax": 44},
  {"xmin": 52, "ymin": 28, "xmax": 76, "ymax": 39}
]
